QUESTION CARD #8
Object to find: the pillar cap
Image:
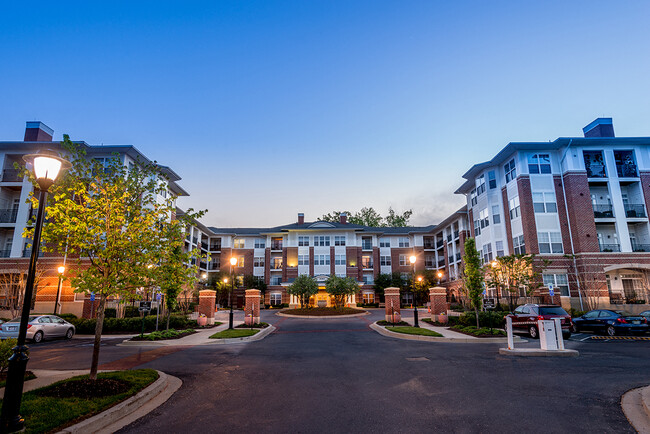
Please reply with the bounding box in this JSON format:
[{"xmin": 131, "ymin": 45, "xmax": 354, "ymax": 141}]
[
  {"xmin": 245, "ymin": 289, "xmax": 261, "ymax": 296},
  {"xmin": 429, "ymin": 286, "xmax": 447, "ymax": 295},
  {"xmin": 199, "ymin": 290, "xmax": 217, "ymax": 296},
  {"xmin": 384, "ymin": 287, "xmax": 401, "ymax": 295}
]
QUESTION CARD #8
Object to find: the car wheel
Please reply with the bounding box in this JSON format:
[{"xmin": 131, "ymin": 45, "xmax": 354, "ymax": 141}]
[
  {"xmin": 65, "ymin": 328, "xmax": 74, "ymax": 339},
  {"xmin": 529, "ymin": 325, "xmax": 539, "ymax": 339},
  {"xmin": 32, "ymin": 331, "xmax": 43, "ymax": 343},
  {"xmin": 606, "ymin": 325, "xmax": 616, "ymax": 337}
]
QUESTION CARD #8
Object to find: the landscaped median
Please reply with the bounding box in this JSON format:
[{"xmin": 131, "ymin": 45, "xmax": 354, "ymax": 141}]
[
  {"xmin": 277, "ymin": 307, "xmax": 368, "ymax": 318},
  {"xmin": 385, "ymin": 326, "xmax": 443, "ymax": 337},
  {"xmin": 371, "ymin": 320, "xmax": 514, "ymax": 343},
  {"xmin": 209, "ymin": 322, "xmax": 269, "ymax": 339}
]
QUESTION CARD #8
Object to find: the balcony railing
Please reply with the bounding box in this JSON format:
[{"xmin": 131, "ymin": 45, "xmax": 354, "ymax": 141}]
[
  {"xmin": 617, "ymin": 163, "xmax": 638, "ymax": 178},
  {"xmin": 632, "ymin": 244, "xmax": 650, "ymax": 252},
  {"xmin": 438, "ymin": 259, "xmax": 445, "ymax": 267},
  {"xmin": 361, "ymin": 243, "xmax": 372, "ymax": 251},
  {"xmin": 454, "ymin": 231, "xmax": 459, "ymax": 239},
  {"xmin": 447, "ymin": 234, "xmax": 452, "ymax": 242},
  {"xmin": 270, "ymin": 262, "xmax": 283, "ymax": 270},
  {"xmin": 22, "ymin": 248, "xmax": 44, "ymax": 258},
  {"xmin": 586, "ymin": 163, "xmax": 607, "ymax": 178},
  {"xmin": 593, "ymin": 204, "xmax": 614, "ymax": 218},
  {"xmin": 423, "ymin": 243, "xmax": 435, "ymax": 249},
  {"xmin": 201, "ymin": 242, "xmax": 208, "ymax": 250},
  {"xmin": 624, "ymin": 204, "xmax": 646, "ymax": 218},
  {"xmin": 271, "ymin": 243, "xmax": 283, "ymax": 251},
  {"xmin": 0, "ymin": 249, "xmax": 11, "ymax": 258},
  {"xmin": 1, "ymin": 169, "xmax": 22, "ymax": 182},
  {"xmin": 210, "ymin": 244, "xmax": 221, "ymax": 251},
  {"xmin": 199, "ymin": 262, "xmax": 207, "ymax": 269},
  {"xmin": 599, "ymin": 243, "xmax": 621, "ymax": 252},
  {"xmin": 208, "ymin": 262, "xmax": 220, "ymax": 270},
  {"xmin": 192, "ymin": 237, "xmax": 198, "ymax": 245},
  {"xmin": 436, "ymin": 240, "xmax": 444, "ymax": 248},
  {"xmin": 455, "ymin": 253, "xmax": 461, "ymax": 261},
  {"xmin": 362, "ymin": 262, "xmax": 374, "ymax": 269},
  {"xmin": 0, "ymin": 209, "xmax": 18, "ymax": 224}
]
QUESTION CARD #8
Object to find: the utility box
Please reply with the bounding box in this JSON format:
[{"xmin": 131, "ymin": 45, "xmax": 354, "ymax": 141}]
[{"xmin": 538, "ymin": 320, "xmax": 558, "ymax": 350}]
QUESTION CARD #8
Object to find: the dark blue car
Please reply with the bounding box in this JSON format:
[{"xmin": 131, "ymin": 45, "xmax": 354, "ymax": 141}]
[{"xmin": 573, "ymin": 310, "xmax": 648, "ymax": 336}]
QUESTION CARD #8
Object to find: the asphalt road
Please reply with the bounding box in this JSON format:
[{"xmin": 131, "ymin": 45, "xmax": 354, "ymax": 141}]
[{"xmin": 25, "ymin": 310, "xmax": 650, "ymax": 433}]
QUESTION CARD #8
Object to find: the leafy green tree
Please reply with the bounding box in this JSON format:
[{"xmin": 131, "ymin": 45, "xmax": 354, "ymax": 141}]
[
  {"xmin": 28, "ymin": 136, "xmax": 193, "ymax": 380},
  {"xmin": 384, "ymin": 207, "xmax": 413, "ymax": 227},
  {"xmin": 325, "ymin": 275, "xmax": 360, "ymax": 309},
  {"xmin": 287, "ymin": 275, "xmax": 318, "ymax": 308},
  {"xmin": 321, "ymin": 207, "xmax": 412, "ymax": 227},
  {"xmin": 462, "ymin": 238, "xmax": 484, "ymax": 328},
  {"xmin": 485, "ymin": 254, "xmax": 549, "ymax": 310},
  {"xmin": 207, "ymin": 271, "xmax": 230, "ymax": 307}
]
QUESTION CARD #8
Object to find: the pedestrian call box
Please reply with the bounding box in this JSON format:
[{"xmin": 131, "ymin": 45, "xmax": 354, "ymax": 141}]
[{"xmin": 139, "ymin": 301, "xmax": 151, "ymax": 312}]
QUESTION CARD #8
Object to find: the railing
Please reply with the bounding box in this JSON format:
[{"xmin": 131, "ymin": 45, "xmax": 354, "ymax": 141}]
[
  {"xmin": 270, "ymin": 261, "xmax": 283, "ymax": 270},
  {"xmin": 1, "ymin": 169, "xmax": 22, "ymax": 182},
  {"xmin": 201, "ymin": 242, "xmax": 208, "ymax": 250},
  {"xmin": 438, "ymin": 259, "xmax": 445, "ymax": 267},
  {"xmin": 22, "ymin": 248, "xmax": 44, "ymax": 258},
  {"xmin": 423, "ymin": 243, "xmax": 435, "ymax": 249},
  {"xmin": 632, "ymin": 244, "xmax": 650, "ymax": 252},
  {"xmin": 448, "ymin": 256, "xmax": 454, "ymax": 263},
  {"xmin": 586, "ymin": 163, "xmax": 607, "ymax": 178},
  {"xmin": 624, "ymin": 204, "xmax": 646, "ymax": 218},
  {"xmin": 0, "ymin": 249, "xmax": 11, "ymax": 258},
  {"xmin": 454, "ymin": 231, "xmax": 459, "ymax": 239},
  {"xmin": 208, "ymin": 262, "xmax": 220, "ymax": 270},
  {"xmin": 599, "ymin": 243, "xmax": 621, "ymax": 252},
  {"xmin": 0, "ymin": 209, "xmax": 18, "ymax": 223},
  {"xmin": 593, "ymin": 204, "xmax": 614, "ymax": 218},
  {"xmin": 199, "ymin": 262, "xmax": 207, "ymax": 269},
  {"xmin": 455, "ymin": 253, "xmax": 461, "ymax": 261},
  {"xmin": 447, "ymin": 234, "xmax": 452, "ymax": 242},
  {"xmin": 361, "ymin": 243, "xmax": 372, "ymax": 251},
  {"xmin": 436, "ymin": 240, "xmax": 444, "ymax": 248},
  {"xmin": 210, "ymin": 244, "xmax": 221, "ymax": 251},
  {"xmin": 617, "ymin": 163, "xmax": 638, "ymax": 178},
  {"xmin": 271, "ymin": 243, "xmax": 283, "ymax": 251},
  {"xmin": 362, "ymin": 262, "xmax": 374, "ymax": 269},
  {"xmin": 192, "ymin": 237, "xmax": 198, "ymax": 244}
]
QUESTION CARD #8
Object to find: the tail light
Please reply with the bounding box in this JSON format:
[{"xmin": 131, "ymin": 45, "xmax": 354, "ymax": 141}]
[
  {"xmin": 537, "ymin": 316, "xmax": 544, "ymax": 321},
  {"xmin": 26, "ymin": 324, "xmax": 32, "ymax": 329},
  {"xmin": 616, "ymin": 318, "xmax": 628, "ymax": 324},
  {"xmin": 643, "ymin": 318, "xmax": 648, "ymax": 324}
]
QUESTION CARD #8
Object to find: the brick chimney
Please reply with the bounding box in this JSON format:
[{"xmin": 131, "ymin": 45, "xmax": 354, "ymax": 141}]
[
  {"xmin": 340, "ymin": 212, "xmax": 347, "ymax": 224},
  {"xmin": 583, "ymin": 118, "xmax": 614, "ymax": 138},
  {"xmin": 298, "ymin": 213, "xmax": 304, "ymax": 225},
  {"xmin": 24, "ymin": 121, "xmax": 54, "ymax": 142}
]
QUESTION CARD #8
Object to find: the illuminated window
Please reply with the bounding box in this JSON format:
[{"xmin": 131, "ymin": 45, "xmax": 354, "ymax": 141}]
[{"xmin": 234, "ymin": 238, "xmax": 245, "ymax": 249}]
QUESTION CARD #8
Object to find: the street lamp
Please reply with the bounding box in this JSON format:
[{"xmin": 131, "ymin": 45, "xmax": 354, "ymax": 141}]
[
  {"xmin": 1, "ymin": 150, "xmax": 70, "ymax": 432},
  {"xmin": 53, "ymin": 265, "xmax": 65, "ymax": 315},
  {"xmin": 409, "ymin": 255, "xmax": 419, "ymax": 328},
  {"xmin": 229, "ymin": 257, "xmax": 237, "ymax": 329}
]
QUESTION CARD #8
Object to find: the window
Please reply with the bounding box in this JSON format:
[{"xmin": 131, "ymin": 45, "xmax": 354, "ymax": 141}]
[
  {"xmin": 298, "ymin": 255, "xmax": 309, "ymax": 266},
  {"xmin": 237, "ymin": 257, "xmax": 245, "ymax": 267},
  {"xmin": 513, "ymin": 235, "xmax": 525, "ymax": 255},
  {"xmin": 398, "ymin": 237, "xmax": 410, "ymax": 248},
  {"xmin": 479, "ymin": 208, "xmax": 489, "ymax": 229},
  {"xmin": 380, "ymin": 255, "xmax": 391, "ymax": 266},
  {"xmin": 504, "ymin": 159, "xmax": 517, "ymax": 183},
  {"xmin": 270, "ymin": 258, "xmax": 283, "ymax": 269},
  {"xmin": 314, "ymin": 236, "xmax": 330, "ymax": 246},
  {"xmin": 361, "ymin": 237, "xmax": 372, "ymax": 250},
  {"xmin": 473, "ymin": 219, "xmax": 481, "ymax": 236},
  {"xmin": 379, "ymin": 238, "xmax": 390, "ymax": 248},
  {"xmin": 492, "ymin": 205, "xmax": 501, "ymax": 224},
  {"xmin": 399, "ymin": 255, "xmax": 409, "ymax": 266},
  {"xmin": 583, "ymin": 151, "xmax": 606, "ymax": 178},
  {"xmin": 532, "ymin": 192, "xmax": 557, "ymax": 213},
  {"xmin": 538, "ymin": 232, "xmax": 563, "ymax": 254},
  {"xmin": 362, "ymin": 292, "xmax": 375, "ymax": 304},
  {"xmin": 482, "ymin": 244, "xmax": 493, "ymax": 264},
  {"xmin": 488, "ymin": 170, "xmax": 497, "ymax": 189},
  {"xmin": 470, "ymin": 189, "xmax": 478, "ymax": 207},
  {"xmin": 543, "ymin": 274, "xmax": 569, "ymax": 296},
  {"xmin": 270, "ymin": 276, "xmax": 282, "ymax": 286},
  {"xmin": 425, "ymin": 255, "xmax": 434, "ymax": 267},
  {"xmin": 253, "ymin": 257, "xmax": 265, "ymax": 267},
  {"xmin": 236, "ymin": 275, "xmax": 244, "ymax": 287},
  {"xmin": 314, "ymin": 254, "xmax": 330, "ymax": 265},
  {"xmin": 614, "ymin": 150, "xmax": 638, "ymax": 177},
  {"xmin": 298, "ymin": 236, "xmax": 309, "ymax": 247},
  {"xmin": 335, "ymin": 254, "xmax": 346, "ymax": 265},
  {"xmin": 476, "ymin": 174, "xmax": 486, "ymax": 195},
  {"xmin": 254, "ymin": 239, "xmax": 265, "ymax": 249},
  {"xmin": 495, "ymin": 240, "xmax": 505, "ymax": 257},
  {"xmin": 509, "ymin": 196, "xmax": 520, "ymax": 219},
  {"xmin": 362, "ymin": 256, "xmax": 373, "ymax": 269},
  {"xmin": 363, "ymin": 274, "xmax": 374, "ymax": 285},
  {"xmin": 270, "ymin": 292, "xmax": 282, "ymax": 305},
  {"xmin": 234, "ymin": 238, "xmax": 245, "ymax": 249},
  {"xmin": 528, "ymin": 153, "xmax": 551, "ymax": 174},
  {"xmin": 334, "ymin": 236, "xmax": 346, "ymax": 246}
]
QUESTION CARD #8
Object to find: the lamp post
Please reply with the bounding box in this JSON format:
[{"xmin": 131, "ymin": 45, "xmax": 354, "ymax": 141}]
[
  {"xmin": 53, "ymin": 265, "xmax": 65, "ymax": 315},
  {"xmin": 1, "ymin": 150, "xmax": 70, "ymax": 432},
  {"xmin": 409, "ymin": 255, "xmax": 419, "ymax": 328},
  {"xmin": 229, "ymin": 257, "xmax": 237, "ymax": 329}
]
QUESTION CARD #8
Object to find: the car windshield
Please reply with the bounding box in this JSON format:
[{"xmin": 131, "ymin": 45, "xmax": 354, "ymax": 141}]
[
  {"xmin": 539, "ymin": 307, "xmax": 568, "ymax": 316},
  {"xmin": 8, "ymin": 316, "xmax": 38, "ymax": 323}
]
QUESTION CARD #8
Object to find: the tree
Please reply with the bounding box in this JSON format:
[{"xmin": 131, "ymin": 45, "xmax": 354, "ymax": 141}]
[
  {"xmin": 243, "ymin": 275, "xmax": 267, "ymax": 295},
  {"xmin": 287, "ymin": 275, "xmax": 318, "ymax": 308},
  {"xmin": 325, "ymin": 275, "xmax": 360, "ymax": 309},
  {"xmin": 0, "ymin": 267, "xmax": 46, "ymax": 319},
  {"xmin": 462, "ymin": 238, "xmax": 483, "ymax": 328},
  {"xmin": 27, "ymin": 136, "xmax": 191, "ymax": 380},
  {"xmin": 384, "ymin": 207, "xmax": 413, "ymax": 227},
  {"xmin": 207, "ymin": 272, "xmax": 230, "ymax": 308},
  {"xmin": 321, "ymin": 207, "xmax": 412, "ymax": 227},
  {"xmin": 484, "ymin": 254, "xmax": 548, "ymax": 310}
]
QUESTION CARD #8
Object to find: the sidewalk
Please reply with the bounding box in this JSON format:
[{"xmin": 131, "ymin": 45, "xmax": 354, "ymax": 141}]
[{"xmin": 402, "ymin": 316, "xmax": 479, "ymax": 339}]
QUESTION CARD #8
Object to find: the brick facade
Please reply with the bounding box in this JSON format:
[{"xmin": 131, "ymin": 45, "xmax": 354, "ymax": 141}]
[{"xmin": 517, "ymin": 176, "xmax": 539, "ymax": 254}]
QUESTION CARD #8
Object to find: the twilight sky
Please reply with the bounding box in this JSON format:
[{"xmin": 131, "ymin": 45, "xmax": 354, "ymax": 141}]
[{"xmin": 2, "ymin": 1, "xmax": 650, "ymax": 227}]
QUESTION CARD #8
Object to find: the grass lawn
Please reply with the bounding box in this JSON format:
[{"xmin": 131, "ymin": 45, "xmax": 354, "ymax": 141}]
[
  {"xmin": 0, "ymin": 369, "xmax": 159, "ymax": 433},
  {"xmin": 0, "ymin": 371, "xmax": 37, "ymax": 389},
  {"xmin": 385, "ymin": 326, "xmax": 443, "ymax": 337},
  {"xmin": 209, "ymin": 329, "xmax": 259, "ymax": 339},
  {"xmin": 281, "ymin": 307, "xmax": 365, "ymax": 316}
]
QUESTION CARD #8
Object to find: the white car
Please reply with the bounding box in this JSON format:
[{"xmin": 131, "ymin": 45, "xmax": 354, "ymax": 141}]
[{"xmin": 0, "ymin": 315, "xmax": 76, "ymax": 343}]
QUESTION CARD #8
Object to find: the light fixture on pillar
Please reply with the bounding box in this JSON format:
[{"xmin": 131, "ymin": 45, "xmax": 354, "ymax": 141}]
[
  {"xmin": 409, "ymin": 255, "xmax": 419, "ymax": 328},
  {"xmin": 1, "ymin": 150, "xmax": 70, "ymax": 432},
  {"xmin": 229, "ymin": 257, "xmax": 237, "ymax": 329}
]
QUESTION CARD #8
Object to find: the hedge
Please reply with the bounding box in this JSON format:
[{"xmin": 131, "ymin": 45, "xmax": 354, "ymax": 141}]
[
  {"xmin": 458, "ymin": 311, "xmax": 507, "ymax": 328},
  {"xmin": 69, "ymin": 314, "xmax": 194, "ymax": 334}
]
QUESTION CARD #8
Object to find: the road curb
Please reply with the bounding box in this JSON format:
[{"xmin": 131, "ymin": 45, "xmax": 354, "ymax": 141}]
[
  {"xmin": 204, "ymin": 325, "xmax": 276, "ymax": 344},
  {"xmin": 498, "ymin": 348, "xmax": 579, "ymax": 357},
  {"xmin": 370, "ymin": 322, "xmax": 512, "ymax": 343},
  {"xmin": 57, "ymin": 370, "xmax": 182, "ymax": 434},
  {"xmin": 276, "ymin": 311, "xmax": 369, "ymax": 319},
  {"xmin": 622, "ymin": 385, "xmax": 650, "ymax": 433}
]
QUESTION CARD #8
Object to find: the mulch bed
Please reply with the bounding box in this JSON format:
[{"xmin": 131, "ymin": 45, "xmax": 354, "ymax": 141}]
[
  {"xmin": 38, "ymin": 378, "xmax": 131, "ymax": 399},
  {"xmin": 376, "ymin": 320, "xmax": 409, "ymax": 326},
  {"xmin": 280, "ymin": 307, "xmax": 366, "ymax": 316},
  {"xmin": 235, "ymin": 323, "xmax": 269, "ymax": 329},
  {"xmin": 449, "ymin": 325, "xmax": 506, "ymax": 338}
]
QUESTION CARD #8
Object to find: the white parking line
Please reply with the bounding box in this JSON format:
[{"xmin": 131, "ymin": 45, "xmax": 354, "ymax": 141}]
[{"xmin": 580, "ymin": 336, "xmax": 592, "ymax": 342}]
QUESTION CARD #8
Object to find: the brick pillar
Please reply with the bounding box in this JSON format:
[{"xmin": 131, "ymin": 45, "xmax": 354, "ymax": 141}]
[
  {"xmin": 82, "ymin": 294, "xmax": 100, "ymax": 319},
  {"xmin": 384, "ymin": 287, "xmax": 401, "ymax": 323},
  {"xmin": 429, "ymin": 287, "xmax": 449, "ymax": 323},
  {"xmin": 199, "ymin": 290, "xmax": 217, "ymax": 325},
  {"xmin": 245, "ymin": 289, "xmax": 261, "ymax": 325}
]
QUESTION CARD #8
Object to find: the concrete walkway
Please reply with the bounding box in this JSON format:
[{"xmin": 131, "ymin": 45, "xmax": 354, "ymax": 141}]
[
  {"xmin": 0, "ymin": 369, "xmax": 100, "ymax": 396},
  {"xmin": 402, "ymin": 316, "xmax": 480, "ymax": 339},
  {"xmin": 622, "ymin": 384, "xmax": 650, "ymax": 433}
]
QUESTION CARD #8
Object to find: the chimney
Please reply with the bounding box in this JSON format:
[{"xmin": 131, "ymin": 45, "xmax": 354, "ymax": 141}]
[
  {"xmin": 298, "ymin": 213, "xmax": 304, "ymax": 225},
  {"xmin": 583, "ymin": 118, "xmax": 614, "ymax": 138},
  {"xmin": 24, "ymin": 121, "xmax": 54, "ymax": 142},
  {"xmin": 340, "ymin": 212, "xmax": 347, "ymax": 224}
]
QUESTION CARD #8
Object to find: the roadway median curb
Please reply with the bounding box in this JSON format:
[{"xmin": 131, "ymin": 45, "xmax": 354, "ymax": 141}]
[
  {"xmin": 622, "ymin": 385, "xmax": 650, "ymax": 433},
  {"xmin": 276, "ymin": 311, "xmax": 369, "ymax": 319},
  {"xmin": 57, "ymin": 370, "xmax": 181, "ymax": 434},
  {"xmin": 498, "ymin": 348, "xmax": 579, "ymax": 357},
  {"xmin": 205, "ymin": 325, "xmax": 276, "ymax": 344},
  {"xmin": 370, "ymin": 322, "xmax": 513, "ymax": 343}
]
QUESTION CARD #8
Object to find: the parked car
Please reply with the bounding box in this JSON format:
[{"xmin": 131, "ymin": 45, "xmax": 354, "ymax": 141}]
[
  {"xmin": 506, "ymin": 304, "xmax": 573, "ymax": 339},
  {"xmin": 573, "ymin": 310, "xmax": 648, "ymax": 336},
  {"xmin": 0, "ymin": 315, "xmax": 76, "ymax": 343},
  {"xmin": 639, "ymin": 310, "xmax": 650, "ymax": 321}
]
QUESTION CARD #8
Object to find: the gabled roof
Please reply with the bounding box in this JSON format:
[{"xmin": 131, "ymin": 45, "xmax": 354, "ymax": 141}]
[{"xmin": 205, "ymin": 221, "xmax": 437, "ymax": 237}]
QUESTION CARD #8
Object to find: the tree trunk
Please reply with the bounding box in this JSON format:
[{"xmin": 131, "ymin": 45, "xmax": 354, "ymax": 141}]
[
  {"xmin": 474, "ymin": 306, "xmax": 480, "ymax": 328},
  {"xmin": 166, "ymin": 311, "xmax": 171, "ymax": 330},
  {"xmin": 89, "ymin": 293, "xmax": 107, "ymax": 380}
]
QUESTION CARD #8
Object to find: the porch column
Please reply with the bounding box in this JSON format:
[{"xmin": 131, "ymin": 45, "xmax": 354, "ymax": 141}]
[
  {"xmin": 384, "ymin": 287, "xmax": 401, "ymax": 323},
  {"xmin": 199, "ymin": 290, "xmax": 216, "ymax": 325},
  {"xmin": 429, "ymin": 287, "xmax": 449, "ymax": 324},
  {"xmin": 245, "ymin": 289, "xmax": 261, "ymax": 325}
]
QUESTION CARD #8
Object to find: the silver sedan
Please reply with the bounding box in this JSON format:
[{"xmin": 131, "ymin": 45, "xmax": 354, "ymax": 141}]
[{"xmin": 0, "ymin": 315, "xmax": 76, "ymax": 343}]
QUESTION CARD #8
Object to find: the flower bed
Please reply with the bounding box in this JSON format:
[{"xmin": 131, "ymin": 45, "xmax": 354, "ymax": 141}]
[
  {"xmin": 450, "ymin": 325, "xmax": 506, "ymax": 337},
  {"xmin": 280, "ymin": 307, "xmax": 365, "ymax": 316},
  {"xmin": 235, "ymin": 322, "xmax": 269, "ymax": 329},
  {"xmin": 129, "ymin": 329, "xmax": 196, "ymax": 341},
  {"xmin": 376, "ymin": 320, "xmax": 409, "ymax": 326}
]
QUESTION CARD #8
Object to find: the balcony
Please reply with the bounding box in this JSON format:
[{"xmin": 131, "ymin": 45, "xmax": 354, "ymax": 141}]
[
  {"xmin": 436, "ymin": 239, "xmax": 444, "ymax": 248},
  {"xmin": 270, "ymin": 261, "xmax": 283, "ymax": 270},
  {"xmin": 438, "ymin": 259, "xmax": 445, "ymax": 267},
  {"xmin": 0, "ymin": 249, "xmax": 10, "ymax": 258},
  {"xmin": 455, "ymin": 253, "xmax": 461, "ymax": 261},
  {"xmin": 632, "ymin": 244, "xmax": 650, "ymax": 252},
  {"xmin": 448, "ymin": 256, "xmax": 454, "ymax": 264},
  {"xmin": 22, "ymin": 248, "xmax": 43, "ymax": 258},
  {"xmin": 191, "ymin": 237, "xmax": 198, "ymax": 245},
  {"xmin": 593, "ymin": 204, "xmax": 614, "ymax": 219},
  {"xmin": 361, "ymin": 242, "xmax": 372, "ymax": 251},
  {"xmin": 446, "ymin": 234, "xmax": 452, "ymax": 242},
  {"xmin": 616, "ymin": 163, "xmax": 638, "ymax": 178},
  {"xmin": 209, "ymin": 244, "xmax": 221, "ymax": 251},
  {"xmin": 454, "ymin": 230, "xmax": 459, "ymax": 239},
  {"xmin": 271, "ymin": 243, "xmax": 283, "ymax": 251},
  {"xmin": 624, "ymin": 204, "xmax": 646, "ymax": 218},
  {"xmin": 201, "ymin": 242, "xmax": 208, "ymax": 250},
  {"xmin": 0, "ymin": 209, "xmax": 18, "ymax": 224},
  {"xmin": 599, "ymin": 244, "xmax": 621, "ymax": 252},
  {"xmin": 208, "ymin": 261, "xmax": 220, "ymax": 270},
  {"xmin": 199, "ymin": 262, "xmax": 207, "ymax": 269},
  {"xmin": 362, "ymin": 261, "xmax": 374, "ymax": 270},
  {"xmin": 1, "ymin": 169, "xmax": 22, "ymax": 183}
]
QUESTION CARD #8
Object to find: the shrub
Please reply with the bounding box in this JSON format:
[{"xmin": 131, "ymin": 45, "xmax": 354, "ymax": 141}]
[
  {"xmin": 0, "ymin": 338, "xmax": 19, "ymax": 374},
  {"xmin": 569, "ymin": 308, "xmax": 586, "ymax": 318},
  {"xmin": 69, "ymin": 314, "xmax": 194, "ymax": 334},
  {"xmin": 459, "ymin": 311, "xmax": 507, "ymax": 328},
  {"xmin": 57, "ymin": 313, "xmax": 78, "ymax": 321},
  {"xmin": 124, "ymin": 306, "xmax": 140, "ymax": 318},
  {"xmin": 104, "ymin": 308, "xmax": 117, "ymax": 318},
  {"xmin": 377, "ymin": 320, "xmax": 409, "ymax": 326}
]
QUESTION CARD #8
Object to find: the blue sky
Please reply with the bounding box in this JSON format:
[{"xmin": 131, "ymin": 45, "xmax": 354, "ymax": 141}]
[{"xmin": 2, "ymin": 1, "xmax": 650, "ymax": 227}]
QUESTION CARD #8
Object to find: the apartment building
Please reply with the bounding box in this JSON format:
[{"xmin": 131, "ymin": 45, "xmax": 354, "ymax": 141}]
[
  {"xmin": 454, "ymin": 118, "xmax": 650, "ymax": 311},
  {"xmin": 0, "ymin": 121, "xmax": 187, "ymax": 317}
]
